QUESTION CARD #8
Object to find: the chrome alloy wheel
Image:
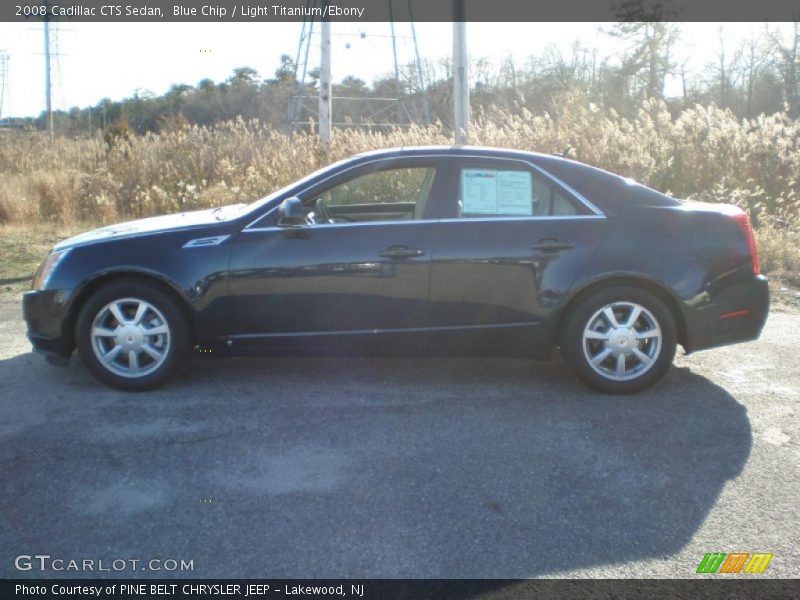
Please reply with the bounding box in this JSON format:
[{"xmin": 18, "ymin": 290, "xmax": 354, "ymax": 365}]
[
  {"xmin": 582, "ymin": 301, "xmax": 662, "ymax": 382},
  {"xmin": 90, "ymin": 297, "xmax": 171, "ymax": 378}
]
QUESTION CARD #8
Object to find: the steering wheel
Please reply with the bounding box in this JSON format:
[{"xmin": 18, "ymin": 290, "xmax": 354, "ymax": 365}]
[{"xmin": 314, "ymin": 198, "xmax": 333, "ymax": 224}]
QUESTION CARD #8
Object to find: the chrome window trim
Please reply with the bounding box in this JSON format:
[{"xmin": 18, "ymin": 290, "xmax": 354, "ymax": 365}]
[
  {"xmin": 242, "ymin": 214, "xmax": 606, "ymax": 233},
  {"xmin": 244, "ymin": 206, "xmax": 280, "ymax": 231},
  {"xmin": 242, "ymin": 152, "xmax": 605, "ymax": 231},
  {"xmin": 523, "ymin": 161, "xmax": 605, "ymax": 216}
]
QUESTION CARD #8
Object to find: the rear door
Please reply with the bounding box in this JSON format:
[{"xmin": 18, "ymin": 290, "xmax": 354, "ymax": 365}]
[{"xmin": 428, "ymin": 156, "xmax": 611, "ymax": 353}]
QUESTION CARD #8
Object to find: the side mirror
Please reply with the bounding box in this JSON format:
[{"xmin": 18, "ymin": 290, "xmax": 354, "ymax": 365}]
[{"xmin": 277, "ymin": 196, "xmax": 306, "ymax": 227}]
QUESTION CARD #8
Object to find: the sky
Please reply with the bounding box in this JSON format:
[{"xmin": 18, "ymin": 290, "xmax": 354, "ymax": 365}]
[{"xmin": 0, "ymin": 21, "xmax": 786, "ymax": 119}]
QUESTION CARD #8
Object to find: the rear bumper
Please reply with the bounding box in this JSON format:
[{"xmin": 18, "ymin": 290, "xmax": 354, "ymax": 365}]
[
  {"xmin": 23, "ymin": 289, "xmax": 74, "ymax": 359},
  {"xmin": 685, "ymin": 274, "xmax": 770, "ymax": 353}
]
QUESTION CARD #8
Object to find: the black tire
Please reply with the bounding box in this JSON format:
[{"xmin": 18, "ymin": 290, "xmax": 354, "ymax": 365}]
[
  {"xmin": 560, "ymin": 285, "xmax": 677, "ymax": 394},
  {"xmin": 75, "ymin": 279, "xmax": 191, "ymax": 391}
]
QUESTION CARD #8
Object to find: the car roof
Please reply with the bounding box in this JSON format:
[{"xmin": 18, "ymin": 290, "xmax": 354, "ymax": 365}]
[
  {"xmin": 353, "ymin": 145, "xmax": 557, "ymax": 161},
  {"xmin": 351, "ymin": 145, "xmax": 594, "ymax": 180},
  {"xmin": 350, "ymin": 145, "xmax": 678, "ymax": 213}
]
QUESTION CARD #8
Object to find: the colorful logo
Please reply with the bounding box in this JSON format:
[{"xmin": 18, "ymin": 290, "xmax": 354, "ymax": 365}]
[{"xmin": 696, "ymin": 552, "xmax": 773, "ymax": 574}]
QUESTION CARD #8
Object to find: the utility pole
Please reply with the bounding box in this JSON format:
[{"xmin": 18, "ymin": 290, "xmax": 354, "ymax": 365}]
[
  {"xmin": 43, "ymin": 12, "xmax": 54, "ymax": 137},
  {"xmin": 452, "ymin": 0, "xmax": 469, "ymax": 145},
  {"xmin": 0, "ymin": 52, "xmax": 9, "ymax": 122},
  {"xmin": 318, "ymin": 11, "xmax": 332, "ymax": 151}
]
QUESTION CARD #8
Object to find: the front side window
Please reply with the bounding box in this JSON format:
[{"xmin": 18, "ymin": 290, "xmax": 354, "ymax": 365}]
[
  {"xmin": 457, "ymin": 166, "xmax": 580, "ymax": 218},
  {"xmin": 308, "ymin": 166, "xmax": 437, "ymax": 222}
]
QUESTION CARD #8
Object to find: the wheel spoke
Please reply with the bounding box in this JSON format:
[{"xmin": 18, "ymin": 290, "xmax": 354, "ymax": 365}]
[
  {"xmin": 591, "ymin": 347, "xmax": 613, "ymax": 366},
  {"xmin": 626, "ymin": 305, "xmax": 642, "ymax": 328},
  {"xmin": 636, "ymin": 328, "xmax": 660, "ymax": 339},
  {"xmin": 633, "ymin": 348, "xmax": 653, "ymax": 367},
  {"xmin": 615, "ymin": 353, "xmax": 627, "ymax": 377},
  {"xmin": 603, "ymin": 307, "xmax": 619, "ymax": 328},
  {"xmin": 144, "ymin": 324, "xmax": 168, "ymax": 336},
  {"xmin": 132, "ymin": 302, "xmax": 148, "ymax": 325},
  {"xmin": 128, "ymin": 350, "xmax": 140, "ymax": 372},
  {"xmin": 141, "ymin": 344, "xmax": 164, "ymax": 361},
  {"xmin": 585, "ymin": 329, "xmax": 610, "ymax": 340},
  {"xmin": 102, "ymin": 345, "xmax": 122, "ymax": 365},
  {"xmin": 109, "ymin": 302, "xmax": 127, "ymax": 325},
  {"xmin": 92, "ymin": 326, "xmax": 117, "ymax": 337}
]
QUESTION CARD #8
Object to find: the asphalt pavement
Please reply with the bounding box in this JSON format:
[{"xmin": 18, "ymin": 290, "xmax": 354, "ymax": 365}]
[{"xmin": 0, "ymin": 295, "xmax": 797, "ymax": 579}]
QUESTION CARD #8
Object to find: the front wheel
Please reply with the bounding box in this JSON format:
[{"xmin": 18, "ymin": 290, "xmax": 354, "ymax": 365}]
[
  {"xmin": 561, "ymin": 285, "xmax": 677, "ymax": 394},
  {"xmin": 75, "ymin": 280, "xmax": 191, "ymax": 391}
]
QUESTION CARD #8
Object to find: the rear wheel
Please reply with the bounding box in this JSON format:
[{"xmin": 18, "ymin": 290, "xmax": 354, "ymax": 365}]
[
  {"xmin": 75, "ymin": 280, "xmax": 191, "ymax": 391},
  {"xmin": 561, "ymin": 285, "xmax": 677, "ymax": 394}
]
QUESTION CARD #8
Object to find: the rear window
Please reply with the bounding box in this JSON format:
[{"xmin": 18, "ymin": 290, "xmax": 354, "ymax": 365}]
[{"xmin": 531, "ymin": 156, "xmax": 680, "ymax": 214}]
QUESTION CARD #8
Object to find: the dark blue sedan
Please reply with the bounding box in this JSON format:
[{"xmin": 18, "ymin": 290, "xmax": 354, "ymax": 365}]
[{"xmin": 23, "ymin": 146, "xmax": 769, "ymax": 393}]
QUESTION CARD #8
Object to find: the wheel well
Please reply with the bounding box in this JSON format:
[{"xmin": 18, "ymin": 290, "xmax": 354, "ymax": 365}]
[
  {"xmin": 64, "ymin": 273, "xmax": 196, "ymax": 350},
  {"xmin": 556, "ymin": 277, "xmax": 688, "ymax": 348}
]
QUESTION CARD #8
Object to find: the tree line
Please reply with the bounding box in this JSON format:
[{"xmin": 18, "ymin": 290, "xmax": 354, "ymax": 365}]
[{"xmin": 17, "ymin": 22, "xmax": 800, "ymax": 136}]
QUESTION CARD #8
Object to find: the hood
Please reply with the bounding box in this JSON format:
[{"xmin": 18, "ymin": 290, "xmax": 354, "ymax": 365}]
[{"xmin": 53, "ymin": 205, "xmax": 245, "ymax": 251}]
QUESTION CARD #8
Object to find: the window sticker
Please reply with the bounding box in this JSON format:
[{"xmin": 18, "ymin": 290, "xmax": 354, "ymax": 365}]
[
  {"xmin": 461, "ymin": 169, "xmax": 498, "ymax": 213},
  {"xmin": 497, "ymin": 170, "xmax": 533, "ymax": 215},
  {"xmin": 461, "ymin": 169, "xmax": 533, "ymax": 215}
]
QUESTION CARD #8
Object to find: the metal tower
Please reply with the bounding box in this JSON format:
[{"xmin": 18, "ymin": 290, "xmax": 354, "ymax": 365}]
[{"xmin": 288, "ymin": 0, "xmax": 431, "ymax": 133}]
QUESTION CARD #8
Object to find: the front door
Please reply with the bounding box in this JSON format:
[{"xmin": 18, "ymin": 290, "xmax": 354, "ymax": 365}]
[{"xmin": 226, "ymin": 158, "xmax": 447, "ymax": 352}]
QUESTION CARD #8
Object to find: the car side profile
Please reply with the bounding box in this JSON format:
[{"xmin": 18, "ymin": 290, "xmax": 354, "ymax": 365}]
[{"xmin": 23, "ymin": 146, "xmax": 769, "ymax": 393}]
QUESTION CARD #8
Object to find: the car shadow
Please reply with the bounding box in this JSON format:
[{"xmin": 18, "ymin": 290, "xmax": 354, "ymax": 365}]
[{"xmin": 0, "ymin": 351, "xmax": 751, "ymax": 578}]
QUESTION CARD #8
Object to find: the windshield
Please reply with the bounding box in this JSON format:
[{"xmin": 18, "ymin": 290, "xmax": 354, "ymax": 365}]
[{"xmin": 226, "ymin": 157, "xmax": 355, "ymax": 219}]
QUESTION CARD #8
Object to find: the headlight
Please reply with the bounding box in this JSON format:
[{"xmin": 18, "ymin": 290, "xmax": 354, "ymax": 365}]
[{"xmin": 32, "ymin": 248, "xmax": 71, "ymax": 290}]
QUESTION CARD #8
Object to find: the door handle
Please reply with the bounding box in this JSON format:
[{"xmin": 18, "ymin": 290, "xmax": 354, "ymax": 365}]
[
  {"xmin": 530, "ymin": 238, "xmax": 575, "ymax": 252},
  {"xmin": 378, "ymin": 245, "xmax": 426, "ymax": 259}
]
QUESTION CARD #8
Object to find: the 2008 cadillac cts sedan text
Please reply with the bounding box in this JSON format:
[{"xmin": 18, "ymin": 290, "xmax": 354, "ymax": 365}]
[{"xmin": 23, "ymin": 147, "xmax": 769, "ymax": 393}]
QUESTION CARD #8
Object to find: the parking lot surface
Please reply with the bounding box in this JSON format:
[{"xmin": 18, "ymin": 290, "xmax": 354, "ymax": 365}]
[{"xmin": 1, "ymin": 295, "xmax": 798, "ymax": 578}]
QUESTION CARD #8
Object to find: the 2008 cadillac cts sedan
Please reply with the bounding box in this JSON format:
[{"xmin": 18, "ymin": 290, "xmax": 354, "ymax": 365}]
[{"xmin": 23, "ymin": 146, "xmax": 769, "ymax": 393}]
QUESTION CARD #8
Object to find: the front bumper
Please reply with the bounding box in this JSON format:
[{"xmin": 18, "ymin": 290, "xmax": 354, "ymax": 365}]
[
  {"xmin": 685, "ymin": 274, "xmax": 770, "ymax": 353},
  {"xmin": 23, "ymin": 289, "xmax": 74, "ymax": 359}
]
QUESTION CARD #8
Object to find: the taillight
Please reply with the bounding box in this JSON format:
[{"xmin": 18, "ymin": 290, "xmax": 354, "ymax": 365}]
[{"xmin": 733, "ymin": 211, "xmax": 759, "ymax": 275}]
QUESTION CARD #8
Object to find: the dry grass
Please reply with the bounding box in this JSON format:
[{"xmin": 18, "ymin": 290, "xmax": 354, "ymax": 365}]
[
  {"xmin": 755, "ymin": 221, "xmax": 800, "ymax": 288},
  {"xmin": 0, "ymin": 98, "xmax": 798, "ymax": 282},
  {"xmin": 0, "ymin": 223, "xmax": 86, "ymax": 273},
  {"xmin": 0, "ymin": 223, "xmax": 86, "ymax": 293}
]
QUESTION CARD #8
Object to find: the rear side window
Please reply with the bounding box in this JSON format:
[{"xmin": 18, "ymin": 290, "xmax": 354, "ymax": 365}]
[{"xmin": 457, "ymin": 167, "xmax": 580, "ymax": 218}]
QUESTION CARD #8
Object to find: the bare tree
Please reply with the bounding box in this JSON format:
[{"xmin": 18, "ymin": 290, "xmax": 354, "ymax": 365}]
[
  {"xmin": 741, "ymin": 28, "xmax": 771, "ymax": 118},
  {"xmin": 769, "ymin": 22, "xmax": 800, "ymax": 118},
  {"xmin": 607, "ymin": 22, "xmax": 679, "ymax": 101},
  {"xmin": 705, "ymin": 26, "xmax": 745, "ymax": 111}
]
